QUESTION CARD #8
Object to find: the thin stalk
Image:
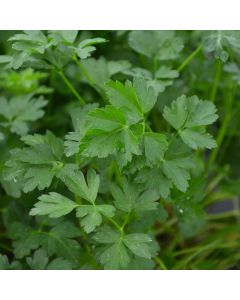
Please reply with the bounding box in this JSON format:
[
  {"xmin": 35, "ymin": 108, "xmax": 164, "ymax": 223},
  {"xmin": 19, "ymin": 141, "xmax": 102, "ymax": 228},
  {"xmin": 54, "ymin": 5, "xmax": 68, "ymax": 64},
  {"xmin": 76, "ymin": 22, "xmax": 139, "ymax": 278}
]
[
  {"xmin": 153, "ymin": 218, "xmax": 177, "ymax": 235},
  {"xmin": 233, "ymin": 197, "xmax": 240, "ymax": 225},
  {"xmin": 175, "ymin": 240, "xmax": 220, "ymax": 268},
  {"xmin": 210, "ymin": 60, "xmax": 222, "ymax": 102},
  {"xmin": 207, "ymin": 81, "xmax": 236, "ymax": 171},
  {"xmin": 73, "ymin": 55, "xmax": 107, "ymax": 101},
  {"xmin": 106, "ymin": 216, "xmax": 123, "ymax": 233},
  {"xmin": 208, "ymin": 114, "xmax": 230, "ymax": 168},
  {"xmin": 121, "ymin": 212, "xmax": 131, "ymax": 231},
  {"xmin": 177, "ymin": 45, "xmax": 202, "ymax": 72},
  {"xmin": 73, "ymin": 56, "xmax": 95, "ymax": 86},
  {"xmin": 206, "ymin": 210, "xmax": 240, "ymax": 221},
  {"xmin": 205, "ymin": 172, "xmax": 226, "ymax": 196},
  {"xmin": 155, "ymin": 256, "xmax": 168, "ymax": 270},
  {"xmin": 58, "ymin": 70, "xmax": 85, "ymax": 106},
  {"xmin": 218, "ymin": 107, "xmax": 240, "ymax": 164},
  {"xmin": 203, "ymin": 191, "xmax": 236, "ymax": 207},
  {"xmin": 174, "ymin": 241, "xmax": 238, "ymax": 257}
]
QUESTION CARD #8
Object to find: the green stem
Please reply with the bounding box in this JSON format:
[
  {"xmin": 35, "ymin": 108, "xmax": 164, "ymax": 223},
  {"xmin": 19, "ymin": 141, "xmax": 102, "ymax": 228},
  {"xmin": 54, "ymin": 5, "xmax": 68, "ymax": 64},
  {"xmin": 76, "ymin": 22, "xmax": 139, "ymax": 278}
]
[
  {"xmin": 107, "ymin": 216, "xmax": 123, "ymax": 233},
  {"xmin": 174, "ymin": 240, "xmax": 238, "ymax": 257},
  {"xmin": 206, "ymin": 210, "xmax": 240, "ymax": 221},
  {"xmin": 155, "ymin": 256, "xmax": 168, "ymax": 270},
  {"xmin": 73, "ymin": 56, "xmax": 106, "ymax": 101},
  {"xmin": 73, "ymin": 56, "xmax": 95, "ymax": 86},
  {"xmin": 207, "ymin": 82, "xmax": 236, "ymax": 171},
  {"xmin": 210, "ymin": 60, "xmax": 222, "ymax": 102},
  {"xmin": 203, "ymin": 191, "xmax": 236, "ymax": 206},
  {"xmin": 153, "ymin": 218, "xmax": 177, "ymax": 235},
  {"xmin": 233, "ymin": 197, "xmax": 240, "ymax": 225},
  {"xmin": 218, "ymin": 108, "xmax": 240, "ymax": 164},
  {"xmin": 58, "ymin": 70, "xmax": 85, "ymax": 106},
  {"xmin": 175, "ymin": 240, "xmax": 221, "ymax": 268},
  {"xmin": 177, "ymin": 45, "xmax": 202, "ymax": 72},
  {"xmin": 205, "ymin": 172, "xmax": 226, "ymax": 196},
  {"xmin": 121, "ymin": 212, "xmax": 131, "ymax": 231}
]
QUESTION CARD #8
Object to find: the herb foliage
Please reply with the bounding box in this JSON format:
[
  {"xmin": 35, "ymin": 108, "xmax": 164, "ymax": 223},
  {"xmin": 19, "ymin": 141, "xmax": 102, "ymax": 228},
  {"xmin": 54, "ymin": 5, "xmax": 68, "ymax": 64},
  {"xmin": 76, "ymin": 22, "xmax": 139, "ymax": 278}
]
[{"xmin": 0, "ymin": 30, "xmax": 239, "ymax": 270}]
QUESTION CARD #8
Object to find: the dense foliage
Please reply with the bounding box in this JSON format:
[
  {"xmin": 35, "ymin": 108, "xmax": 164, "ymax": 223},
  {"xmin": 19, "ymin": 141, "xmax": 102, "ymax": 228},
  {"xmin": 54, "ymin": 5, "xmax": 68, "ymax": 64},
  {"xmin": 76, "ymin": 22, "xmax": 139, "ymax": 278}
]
[{"xmin": 0, "ymin": 30, "xmax": 239, "ymax": 270}]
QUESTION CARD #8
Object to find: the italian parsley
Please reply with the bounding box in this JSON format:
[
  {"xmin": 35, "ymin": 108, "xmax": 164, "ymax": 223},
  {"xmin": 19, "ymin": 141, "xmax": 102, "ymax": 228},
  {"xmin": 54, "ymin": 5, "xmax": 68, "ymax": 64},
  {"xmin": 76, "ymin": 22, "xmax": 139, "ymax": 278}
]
[{"xmin": 0, "ymin": 30, "xmax": 239, "ymax": 270}]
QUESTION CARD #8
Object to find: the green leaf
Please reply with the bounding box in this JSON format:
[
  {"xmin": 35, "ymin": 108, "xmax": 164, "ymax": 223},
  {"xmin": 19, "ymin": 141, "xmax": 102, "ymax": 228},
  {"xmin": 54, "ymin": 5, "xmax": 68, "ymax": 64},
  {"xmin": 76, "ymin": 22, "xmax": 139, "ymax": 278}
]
[
  {"xmin": 30, "ymin": 192, "xmax": 78, "ymax": 218},
  {"xmin": 64, "ymin": 103, "xmax": 98, "ymax": 157},
  {"xmin": 155, "ymin": 66, "xmax": 179, "ymax": 79},
  {"xmin": 8, "ymin": 221, "xmax": 81, "ymax": 261},
  {"xmin": 26, "ymin": 248, "xmax": 49, "ymax": 270},
  {"xmin": 93, "ymin": 227, "xmax": 157, "ymax": 269},
  {"xmin": 79, "ymin": 105, "xmax": 144, "ymax": 162},
  {"xmin": 105, "ymin": 80, "xmax": 143, "ymax": 123},
  {"xmin": 111, "ymin": 178, "xmax": 159, "ymax": 213},
  {"xmin": 79, "ymin": 106, "xmax": 127, "ymax": 158},
  {"xmin": 129, "ymin": 30, "xmax": 184, "ymax": 61},
  {"xmin": 47, "ymin": 257, "xmax": 74, "ymax": 270},
  {"xmin": 0, "ymin": 55, "xmax": 13, "ymax": 69},
  {"xmin": 203, "ymin": 31, "xmax": 240, "ymax": 62},
  {"xmin": 76, "ymin": 204, "xmax": 115, "ymax": 233},
  {"xmin": 128, "ymin": 257, "xmax": 155, "ymax": 270},
  {"xmin": 80, "ymin": 129, "xmax": 123, "ymax": 158},
  {"xmin": 76, "ymin": 38, "xmax": 107, "ymax": 59},
  {"xmin": 4, "ymin": 131, "xmax": 65, "ymax": 192},
  {"xmin": 144, "ymin": 132, "xmax": 168, "ymax": 166},
  {"xmin": 135, "ymin": 168, "xmax": 172, "ymax": 199},
  {"xmin": 163, "ymin": 95, "xmax": 189, "ymax": 130},
  {"xmin": 88, "ymin": 106, "xmax": 126, "ymax": 131},
  {"xmin": 98, "ymin": 243, "xmax": 130, "ymax": 270},
  {"xmin": 21, "ymin": 133, "xmax": 46, "ymax": 145},
  {"xmin": 0, "ymin": 68, "xmax": 52, "ymax": 95},
  {"xmin": 108, "ymin": 60, "xmax": 131, "ymax": 76},
  {"xmin": 105, "ymin": 78, "xmax": 157, "ymax": 123},
  {"xmin": 172, "ymin": 176, "xmax": 206, "ymax": 222},
  {"xmin": 93, "ymin": 225, "xmax": 121, "ymax": 244},
  {"xmin": 123, "ymin": 234, "xmax": 153, "ymax": 259},
  {"xmin": 0, "ymin": 94, "xmax": 47, "ymax": 136},
  {"xmin": 123, "ymin": 67, "xmax": 176, "ymax": 95},
  {"xmin": 9, "ymin": 30, "xmax": 50, "ymax": 53},
  {"xmin": 80, "ymin": 57, "xmax": 131, "ymax": 89},
  {"xmin": 162, "ymin": 159, "xmax": 190, "ymax": 192},
  {"xmin": 162, "ymin": 139, "xmax": 194, "ymax": 192},
  {"xmin": 58, "ymin": 167, "xmax": 100, "ymax": 203},
  {"xmin": 123, "ymin": 67, "xmax": 152, "ymax": 79},
  {"xmin": 163, "ymin": 95, "xmax": 218, "ymax": 149},
  {"xmin": 6, "ymin": 31, "xmax": 52, "ymax": 68},
  {"xmin": 93, "ymin": 226, "xmax": 129, "ymax": 269},
  {"xmin": 179, "ymin": 128, "xmax": 217, "ymax": 150},
  {"xmin": 0, "ymin": 254, "xmax": 10, "ymax": 270},
  {"xmin": 118, "ymin": 122, "xmax": 144, "ymax": 166},
  {"xmin": 49, "ymin": 30, "xmax": 78, "ymax": 43},
  {"xmin": 163, "ymin": 95, "xmax": 218, "ymax": 129},
  {"xmin": 133, "ymin": 77, "xmax": 158, "ymax": 114},
  {"xmin": 130, "ymin": 207, "xmax": 168, "ymax": 232},
  {"xmin": 26, "ymin": 248, "xmax": 75, "ymax": 270}
]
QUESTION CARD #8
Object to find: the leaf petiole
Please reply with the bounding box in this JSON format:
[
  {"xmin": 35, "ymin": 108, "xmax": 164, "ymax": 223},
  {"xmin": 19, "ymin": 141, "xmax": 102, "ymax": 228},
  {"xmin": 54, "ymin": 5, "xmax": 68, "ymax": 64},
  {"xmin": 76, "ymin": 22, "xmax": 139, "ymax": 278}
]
[{"xmin": 58, "ymin": 70, "xmax": 86, "ymax": 106}]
